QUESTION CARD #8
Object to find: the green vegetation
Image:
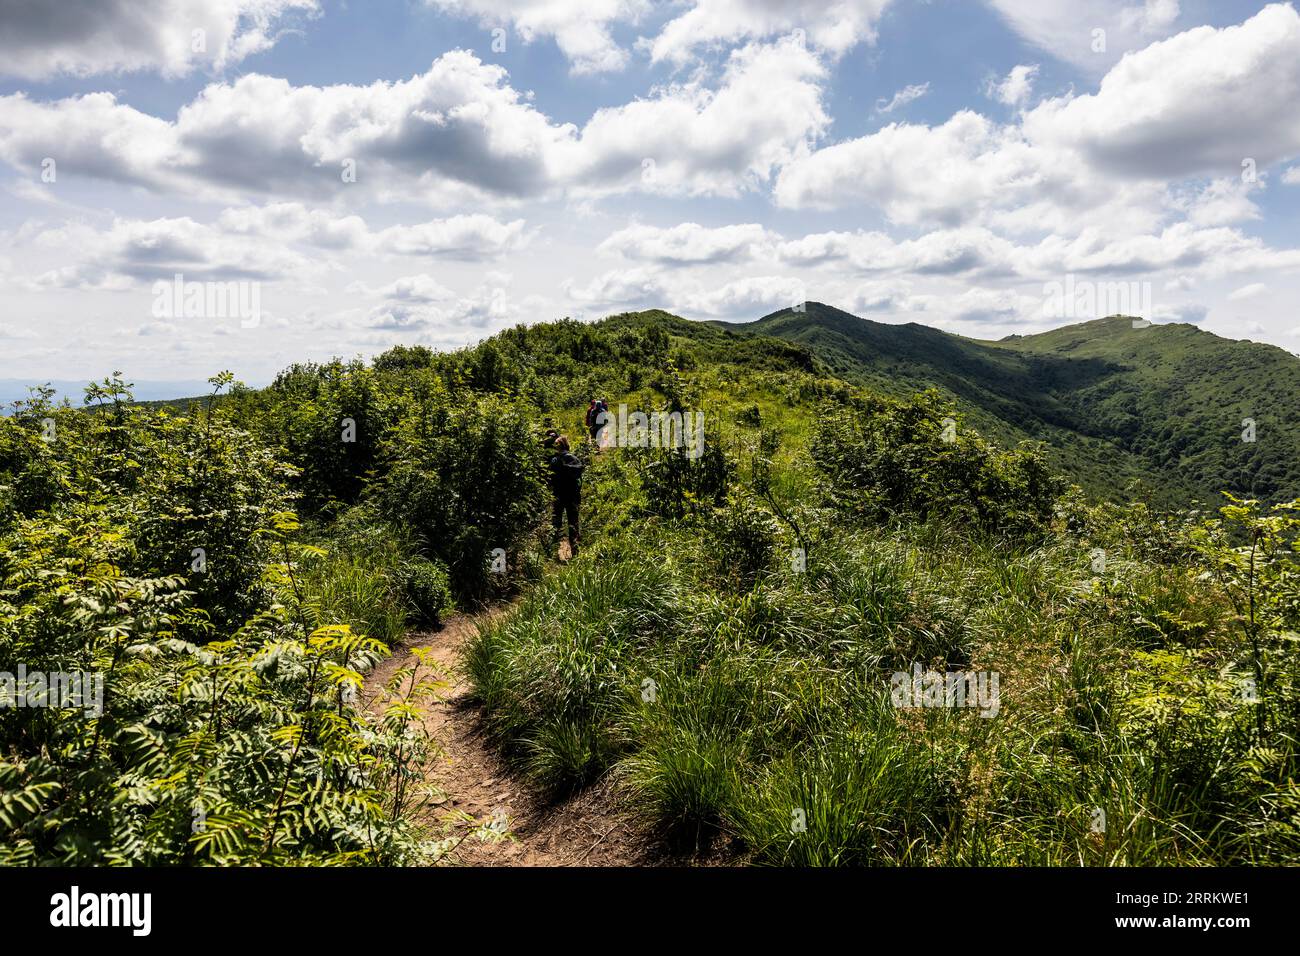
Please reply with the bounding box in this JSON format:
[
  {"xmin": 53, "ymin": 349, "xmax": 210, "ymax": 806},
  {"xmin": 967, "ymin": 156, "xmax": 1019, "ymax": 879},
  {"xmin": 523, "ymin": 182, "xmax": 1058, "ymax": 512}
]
[
  {"xmin": 4, "ymin": 306, "xmax": 1299, "ymax": 865},
  {"xmin": 729, "ymin": 302, "xmax": 1300, "ymax": 506}
]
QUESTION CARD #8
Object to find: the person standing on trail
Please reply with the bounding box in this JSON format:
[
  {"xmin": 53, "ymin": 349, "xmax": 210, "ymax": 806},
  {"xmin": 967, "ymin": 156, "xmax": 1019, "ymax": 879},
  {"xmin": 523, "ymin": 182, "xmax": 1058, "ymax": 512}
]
[
  {"xmin": 547, "ymin": 435, "xmax": 584, "ymax": 557},
  {"xmin": 541, "ymin": 416, "xmax": 559, "ymax": 450},
  {"xmin": 585, "ymin": 399, "xmax": 600, "ymax": 444}
]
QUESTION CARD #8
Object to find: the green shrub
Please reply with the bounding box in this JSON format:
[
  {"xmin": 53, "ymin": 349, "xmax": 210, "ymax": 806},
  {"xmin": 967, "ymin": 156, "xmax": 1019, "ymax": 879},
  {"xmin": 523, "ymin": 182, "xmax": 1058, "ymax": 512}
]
[
  {"xmin": 812, "ymin": 390, "xmax": 1063, "ymax": 537},
  {"xmin": 704, "ymin": 494, "xmax": 779, "ymax": 590},
  {"xmin": 374, "ymin": 394, "xmax": 547, "ymax": 605},
  {"xmin": 400, "ymin": 557, "xmax": 454, "ymax": 628}
]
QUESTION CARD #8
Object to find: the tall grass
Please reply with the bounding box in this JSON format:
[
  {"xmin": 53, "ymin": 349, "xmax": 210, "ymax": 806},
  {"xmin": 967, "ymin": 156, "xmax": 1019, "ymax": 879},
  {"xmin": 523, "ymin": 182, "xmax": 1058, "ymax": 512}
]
[{"xmin": 466, "ymin": 512, "xmax": 1300, "ymax": 865}]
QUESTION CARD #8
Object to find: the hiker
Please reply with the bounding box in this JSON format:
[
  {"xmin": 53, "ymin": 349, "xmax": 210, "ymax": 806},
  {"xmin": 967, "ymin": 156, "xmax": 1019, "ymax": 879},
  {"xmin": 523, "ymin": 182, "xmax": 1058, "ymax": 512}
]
[
  {"xmin": 597, "ymin": 398, "xmax": 610, "ymax": 447},
  {"xmin": 585, "ymin": 399, "xmax": 600, "ymax": 442},
  {"xmin": 546, "ymin": 436, "xmax": 584, "ymax": 556},
  {"xmin": 540, "ymin": 416, "xmax": 559, "ymax": 450}
]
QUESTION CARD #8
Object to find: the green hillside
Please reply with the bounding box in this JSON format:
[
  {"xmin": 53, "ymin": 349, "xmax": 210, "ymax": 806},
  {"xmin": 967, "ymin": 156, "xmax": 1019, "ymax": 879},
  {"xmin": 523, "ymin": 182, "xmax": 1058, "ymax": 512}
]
[
  {"xmin": 5, "ymin": 306, "xmax": 1300, "ymax": 867},
  {"xmin": 715, "ymin": 303, "xmax": 1300, "ymax": 505}
]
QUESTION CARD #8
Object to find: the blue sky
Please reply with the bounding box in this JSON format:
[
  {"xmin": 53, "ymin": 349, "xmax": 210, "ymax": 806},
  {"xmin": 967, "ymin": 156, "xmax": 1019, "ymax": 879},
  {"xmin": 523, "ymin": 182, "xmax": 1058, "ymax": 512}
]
[{"xmin": 1, "ymin": 0, "xmax": 1299, "ymax": 393}]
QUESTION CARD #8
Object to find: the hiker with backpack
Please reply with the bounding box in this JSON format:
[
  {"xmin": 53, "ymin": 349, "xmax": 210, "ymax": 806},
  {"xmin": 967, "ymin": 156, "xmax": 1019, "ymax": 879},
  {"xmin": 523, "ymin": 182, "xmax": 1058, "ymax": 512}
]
[
  {"xmin": 585, "ymin": 397, "xmax": 612, "ymax": 451},
  {"xmin": 540, "ymin": 416, "xmax": 559, "ymax": 450},
  {"xmin": 546, "ymin": 435, "xmax": 584, "ymax": 557}
]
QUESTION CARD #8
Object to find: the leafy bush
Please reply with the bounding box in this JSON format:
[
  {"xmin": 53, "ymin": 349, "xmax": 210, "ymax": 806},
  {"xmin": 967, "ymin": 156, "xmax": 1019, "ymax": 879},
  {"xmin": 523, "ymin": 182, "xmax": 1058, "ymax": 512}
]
[
  {"xmin": 704, "ymin": 494, "xmax": 779, "ymax": 590},
  {"xmin": 400, "ymin": 557, "xmax": 454, "ymax": 628},
  {"xmin": 373, "ymin": 394, "xmax": 547, "ymax": 605},
  {"xmin": 812, "ymin": 390, "xmax": 1063, "ymax": 537}
]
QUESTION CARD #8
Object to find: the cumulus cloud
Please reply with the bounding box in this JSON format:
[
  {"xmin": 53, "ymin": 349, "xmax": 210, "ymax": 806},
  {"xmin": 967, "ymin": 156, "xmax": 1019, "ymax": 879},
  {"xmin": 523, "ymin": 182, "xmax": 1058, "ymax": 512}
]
[
  {"xmin": 374, "ymin": 216, "xmax": 530, "ymax": 259},
  {"xmin": 776, "ymin": 226, "xmax": 1018, "ymax": 276},
  {"xmin": 425, "ymin": 0, "xmax": 649, "ymax": 74},
  {"xmin": 1173, "ymin": 178, "xmax": 1262, "ymax": 228},
  {"xmin": 985, "ymin": 65, "xmax": 1038, "ymax": 107},
  {"xmin": 0, "ymin": 0, "xmax": 318, "ymax": 80},
  {"xmin": 424, "ymin": 1, "xmax": 892, "ymax": 73},
  {"xmin": 774, "ymin": 112, "xmax": 1054, "ymax": 226},
  {"xmin": 647, "ymin": 0, "xmax": 893, "ymax": 65},
  {"xmin": 683, "ymin": 275, "xmax": 810, "ymax": 317},
  {"xmin": 219, "ymin": 202, "xmax": 529, "ymax": 259},
  {"xmin": 777, "ymin": 6, "xmax": 1300, "ymax": 235},
  {"xmin": 598, "ymin": 222, "xmax": 776, "ymax": 265},
  {"xmin": 1022, "ymin": 4, "xmax": 1300, "ymax": 180},
  {"xmin": 564, "ymin": 267, "xmax": 673, "ymax": 310},
  {"xmin": 985, "ymin": 0, "xmax": 1181, "ymax": 74},
  {"xmin": 347, "ymin": 274, "xmax": 457, "ymax": 303},
  {"xmin": 772, "ymin": 221, "xmax": 1300, "ymax": 281},
  {"xmin": 0, "ymin": 42, "xmax": 829, "ymax": 204},
  {"xmin": 217, "ymin": 203, "xmax": 370, "ymax": 249},
  {"xmin": 570, "ymin": 38, "xmax": 829, "ymax": 198},
  {"xmin": 848, "ymin": 279, "xmax": 927, "ymax": 313},
  {"xmin": 16, "ymin": 205, "xmax": 528, "ymax": 297},
  {"xmin": 0, "ymin": 52, "xmax": 571, "ymax": 204},
  {"xmin": 359, "ymin": 286, "xmax": 521, "ymax": 343},
  {"xmin": 26, "ymin": 216, "xmax": 316, "ymax": 290}
]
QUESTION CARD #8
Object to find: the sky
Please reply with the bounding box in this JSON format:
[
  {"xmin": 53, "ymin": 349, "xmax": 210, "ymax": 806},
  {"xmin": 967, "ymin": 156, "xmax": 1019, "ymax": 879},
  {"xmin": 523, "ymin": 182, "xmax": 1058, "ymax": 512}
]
[{"xmin": 1, "ymin": 0, "xmax": 1299, "ymax": 392}]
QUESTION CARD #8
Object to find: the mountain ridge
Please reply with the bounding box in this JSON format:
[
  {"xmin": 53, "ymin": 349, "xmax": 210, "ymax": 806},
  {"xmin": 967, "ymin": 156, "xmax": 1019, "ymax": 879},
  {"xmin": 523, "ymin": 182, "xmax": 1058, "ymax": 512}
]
[{"xmin": 694, "ymin": 301, "xmax": 1299, "ymax": 505}]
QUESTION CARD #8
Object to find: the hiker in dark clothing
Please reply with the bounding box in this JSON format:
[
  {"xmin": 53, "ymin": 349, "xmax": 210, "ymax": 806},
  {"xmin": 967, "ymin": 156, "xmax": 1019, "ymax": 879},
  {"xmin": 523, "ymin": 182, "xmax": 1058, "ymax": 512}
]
[
  {"xmin": 585, "ymin": 399, "xmax": 600, "ymax": 443},
  {"xmin": 540, "ymin": 416, "xmax": 560, "ymax": 450},
  {"xmin": 547, "ymin": 435, "xmax": 584, "ymax": 556}
]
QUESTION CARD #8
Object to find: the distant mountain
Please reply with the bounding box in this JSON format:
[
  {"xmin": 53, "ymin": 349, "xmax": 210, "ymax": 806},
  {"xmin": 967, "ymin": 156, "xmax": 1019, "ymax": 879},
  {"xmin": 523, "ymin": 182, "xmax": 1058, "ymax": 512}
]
[
  {"xmin": 0, "ymin": 379, "xmax": 215, "ymax": 409},
  {"xmin": 705, "ymin": 302, "xmax": 1299, "ymax": 505}
]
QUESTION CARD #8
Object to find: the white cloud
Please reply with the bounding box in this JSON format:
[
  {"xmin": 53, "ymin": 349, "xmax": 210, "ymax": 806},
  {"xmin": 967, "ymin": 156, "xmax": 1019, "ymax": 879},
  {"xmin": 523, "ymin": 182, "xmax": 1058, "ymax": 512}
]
[
  {"xmin": 564, "ymin": 267, "xmax": 672, "ymax": 309},
  {"xmin": 218, "ymin": 203, "xmax": 529, "ymax": 259},
  {"xmin": 217, "ymin": 203, "xmax": 370, "ymax": 249},
  {"xmin": 425, "ymin": 0, "xmax": 649, "ymax": 74},
  {"xmin": 26, "ymin": 216, "xmax": 316, "ymax": 289},
  {"xmin": 875, "ymin": 82, "xmax": 929, "ymax": 115},
  {"xmin": 684, "ymin": 275, "xmax": 810, "ymax": 317},
  {"xmin": 1282, "ymin": 165, "xmax": 1300, "ymax": 185},
  {"xmin": 1227, "ymin": 282, "xmax": 1268, "ymax": 301},
  {"xmin": 0, "ymin": 52, "xmax": 573, "ymax": 204},
  {"xmin": 773, "ymin": 221, "xmax": 1300, "ymax": 282},
  {"xmin": 347, "ymin": 274, "xmax": 457, "ymax": 303},
  {"xmin": 360, "ymin": 286, "xmax": 518, "ymax": 342},
  {"xmin": 774, "ymin": 111, "xmax": 1053, "ymax": 226},
  {"xmin": 985, "ymin": 65, "xmax": 1038, "ymax": 107},
  {"xmin": 375, "ymin": 216, "xmax": 530, "ymax": 259},
  {"xmin": 13, "ymin": 206, "xmax": 529, "ymax": 300},
  {"xmin": 598, "ymin": 222, "xmax": 775, "ymax": 265},
  {"xmin": 777, "ymin": 226, "xmax": 1018, "ymax": 276},
  {"xmin": 1173, "ymin": 178, "xmax": 1262, "ymax": 227},
  {"xmin": 0, "ymin": 41, "xmax": 829, "ymax": 204},
  {"xmin": 777, "ymin": 5, "xmax": 1300, "ymax": 235},
  {"xmin": 985, "ymin": 0, "xmax": 1181, "ymax": 74},
  {"xmin": 848, "ymin": 279, "xmax": 926, "ymax": 313},
  {"xmin": 0, "ymin": 0, "xmax": 319, "ymax": 80},
  {"xmin": 648, "ymin": 0, "xmax": 893, "ymax": 66},
  {"xmin": 1152, "ymin": 301, "xmax": 1208, "ymax": 324},
  {"xmin": 1022, "ymin": 4, "xmax": 1300, "ymax": 180},
  {"xmin": 571, "ymin": 38, "xmax": 830, "ymax": 198}
]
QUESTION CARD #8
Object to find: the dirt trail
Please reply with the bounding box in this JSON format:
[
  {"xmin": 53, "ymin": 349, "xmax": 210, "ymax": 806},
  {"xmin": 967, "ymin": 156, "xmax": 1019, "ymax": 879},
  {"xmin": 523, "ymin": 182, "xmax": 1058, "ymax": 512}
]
[{"xmin": 361, "ymin": 602, "xmax": 661, "ymax": 867}]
